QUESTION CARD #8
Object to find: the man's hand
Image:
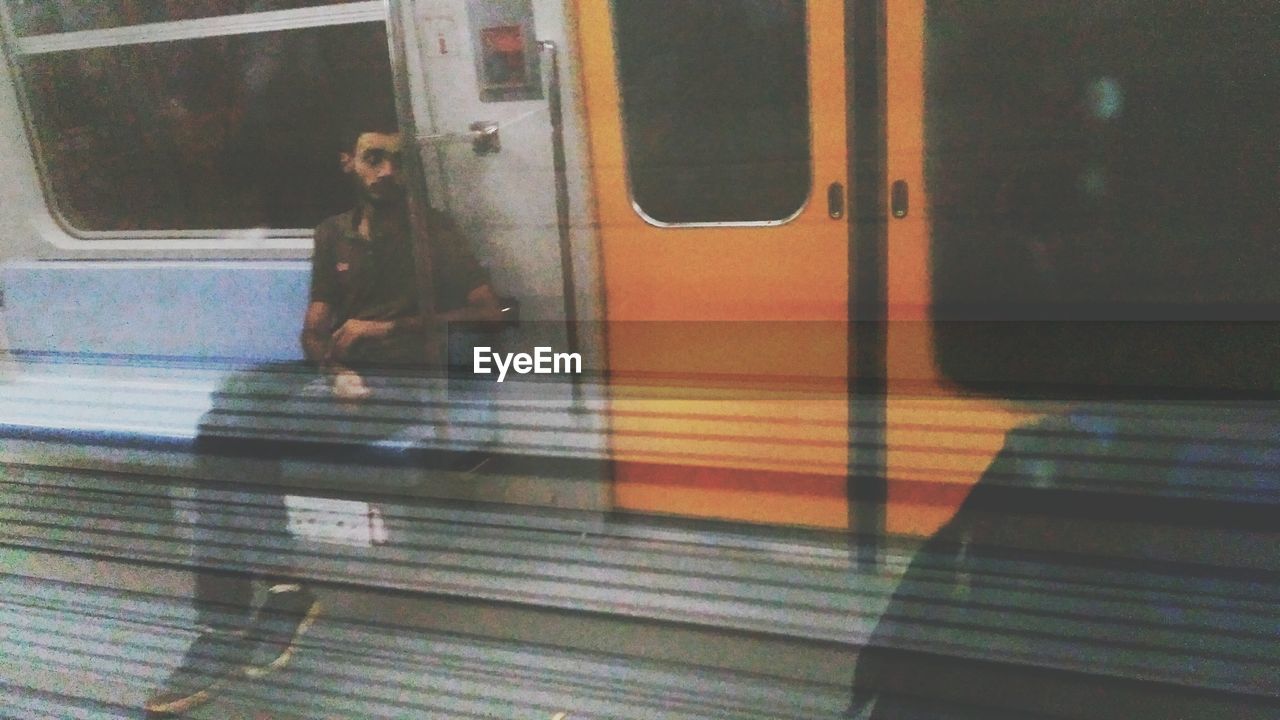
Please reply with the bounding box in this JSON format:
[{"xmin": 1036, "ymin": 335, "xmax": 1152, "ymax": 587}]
[
  {"xmin": 327, "ymin": 318, "xmax": 393, "ymax": 362},
  {"xmin": 332, "ymin": 369, "xmax": 372, "ymax": 401}
]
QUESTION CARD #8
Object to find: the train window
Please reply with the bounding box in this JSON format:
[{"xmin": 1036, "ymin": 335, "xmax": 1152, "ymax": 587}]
[
  {"xmin": 1, "ymin": 3, "xmax": 394, "ymax": 232},
  {"xmin": 4, "ymin": 0, "xmax": 353, "ymax": 36},
  {"xmin": 610, "ymin": 0, "xmax": 810, "ymax": 225},
  {"xmin": 927, "ymin": 0, "xmax": 1280, "ymax": 394}
]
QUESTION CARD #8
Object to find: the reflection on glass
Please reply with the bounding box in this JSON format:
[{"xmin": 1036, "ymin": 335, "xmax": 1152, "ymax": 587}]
[{"xmin": 927, "ymin": 0, "xmax": 1280, "ymax": 394}]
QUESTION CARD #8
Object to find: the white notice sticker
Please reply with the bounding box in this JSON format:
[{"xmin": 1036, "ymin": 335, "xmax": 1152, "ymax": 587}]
[{"xmin": 285, "ymin": 496, "xmax": 384, "ymax": 547}]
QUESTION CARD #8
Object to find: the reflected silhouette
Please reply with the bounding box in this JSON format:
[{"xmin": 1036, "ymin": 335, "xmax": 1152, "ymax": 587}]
[{"xmin": 851, "ymin": 405, "xmax": 1280, "ymax": 718}]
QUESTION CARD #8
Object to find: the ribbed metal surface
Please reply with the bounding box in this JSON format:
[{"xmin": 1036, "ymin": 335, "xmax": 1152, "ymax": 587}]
[
  {"xmin": 0, "ymin": 465, "xmax": 886, "ymax": 644},
  {"xmin": 0, "ymin": 577, "xmax": 851, "ymax": 719},
  {"xmin": 2, "ymin": 363, "xmax": 1279, "ymax": 716}
]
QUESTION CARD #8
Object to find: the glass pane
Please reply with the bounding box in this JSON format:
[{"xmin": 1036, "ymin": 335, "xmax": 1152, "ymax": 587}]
[
  {"xmin": 16, "ymin": 22, "xmax": 395, "ymax": 231},
  {"xmin": 611, "ymin": 0, "xmax": 810, "ymax": 224},
  {"xmin": 927, "ymin": 0, "xmax": 1280, "ymax": 392},
  {"xmin": 4, "ymin": 0, "xmax": 356, "ymax": 36}
]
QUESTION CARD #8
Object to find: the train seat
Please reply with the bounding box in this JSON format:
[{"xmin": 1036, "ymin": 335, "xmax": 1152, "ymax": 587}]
[
  {"xmin": 0, "ymin": 260, "xmax": 309, "ymax": 364},
  {"xmin": 0, "ymin": 259, "xmax": 601, "ymax": 502}
]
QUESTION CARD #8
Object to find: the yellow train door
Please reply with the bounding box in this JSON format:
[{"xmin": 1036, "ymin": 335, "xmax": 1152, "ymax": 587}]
[{"xmin": 575, "ymin": 0, "xmax": 851, "ymax": 528}]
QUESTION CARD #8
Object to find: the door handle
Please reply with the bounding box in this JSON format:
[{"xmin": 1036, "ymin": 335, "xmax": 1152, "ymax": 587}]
[
  {"xmin": 828, "ymin": 182, "xmax": 845, "ymax": 219},
  {"xmin": 891, "ymin": 180, "xmax": 909, "ymax": 218},
  {"xmin": 415, "ymin": 121, "xmax": 500, "ymax": 155}
]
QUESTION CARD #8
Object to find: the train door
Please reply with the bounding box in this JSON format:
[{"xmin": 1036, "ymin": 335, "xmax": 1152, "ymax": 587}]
[
  {"xmin": 576, "ymin": 1, "xmax": 851, "ymax": 527},
  {"xmin": 881, "ymin": 0, "xmax": 1033, "ymax": 539}
]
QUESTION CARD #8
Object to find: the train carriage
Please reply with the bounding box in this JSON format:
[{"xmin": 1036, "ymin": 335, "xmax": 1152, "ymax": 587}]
[{"xmin": 0, "ymin": 1, "xmax": 1276, "ymax": 717}]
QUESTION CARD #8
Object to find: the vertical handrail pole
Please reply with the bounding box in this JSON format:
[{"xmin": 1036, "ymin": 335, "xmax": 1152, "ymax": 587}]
[
  {"xmin": 539, "ymin": 40, "xmax": 582, "ymax": 402},
  {"xmin": 385, "ymin": 0, "xmax": 442, "ymax": 369}
]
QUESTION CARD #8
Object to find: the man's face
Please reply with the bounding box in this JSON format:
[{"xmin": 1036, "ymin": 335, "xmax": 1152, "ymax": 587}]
[{"xmin": 343, "ymin": 131, "xmax": 404, "ymax": 206}]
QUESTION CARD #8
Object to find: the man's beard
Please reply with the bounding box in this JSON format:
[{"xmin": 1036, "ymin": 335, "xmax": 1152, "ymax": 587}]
[{"xmin": 360, "ymin": 181, "xmax": 405, "ymax": 208}]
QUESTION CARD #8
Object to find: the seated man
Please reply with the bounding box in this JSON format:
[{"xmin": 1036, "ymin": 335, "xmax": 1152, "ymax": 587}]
[
  {"xmin": 146, "ymin": 118, "xmax": 501, "ymax": 715},
  {"xmin": 304, "ymin": 120, "xmax": 502, "ymax": 396}
]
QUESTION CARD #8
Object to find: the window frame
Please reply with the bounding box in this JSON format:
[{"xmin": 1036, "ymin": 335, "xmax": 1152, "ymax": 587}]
[
  {"xmin": 608, "ymin": 0, "xmax": 815, "ymax": 229},
  {"xmin": 0, "ymin": 0, "xmax": 388, "ymax": 251}
]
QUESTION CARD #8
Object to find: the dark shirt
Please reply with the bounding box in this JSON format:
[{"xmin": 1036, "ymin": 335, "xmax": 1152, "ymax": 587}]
[{"xmin": 309, "ymin": 206, "xmax": 489, "ymax": 366}]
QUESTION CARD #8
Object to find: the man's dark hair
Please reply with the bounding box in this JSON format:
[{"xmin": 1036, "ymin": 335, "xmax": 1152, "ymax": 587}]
[{"xmin": 338, "ymin": 114, "xmax": 399, "ymax": 153}]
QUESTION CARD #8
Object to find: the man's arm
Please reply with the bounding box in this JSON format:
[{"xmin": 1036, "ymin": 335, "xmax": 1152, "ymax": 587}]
[
  {"xmin": 303, "ymin": 300, "xmax": 371, "ymax": 400},
  {"xmin": 395, "ymin": 283, "xmax": 504, "ymax": 332},
  {"xmin": 329, "ymin": 283, "xmax": 504, "ymax": 355},
  {"xmin": 301, "ymin": 300, "xmax": 336, "ymax": 368},
  {"xmin": 303, "ymin": 300, "xmax": 362, "ymax": 376},
  {"xmin": 443, "ymin": 283, "xmax": 505, "ymax": 324}
]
